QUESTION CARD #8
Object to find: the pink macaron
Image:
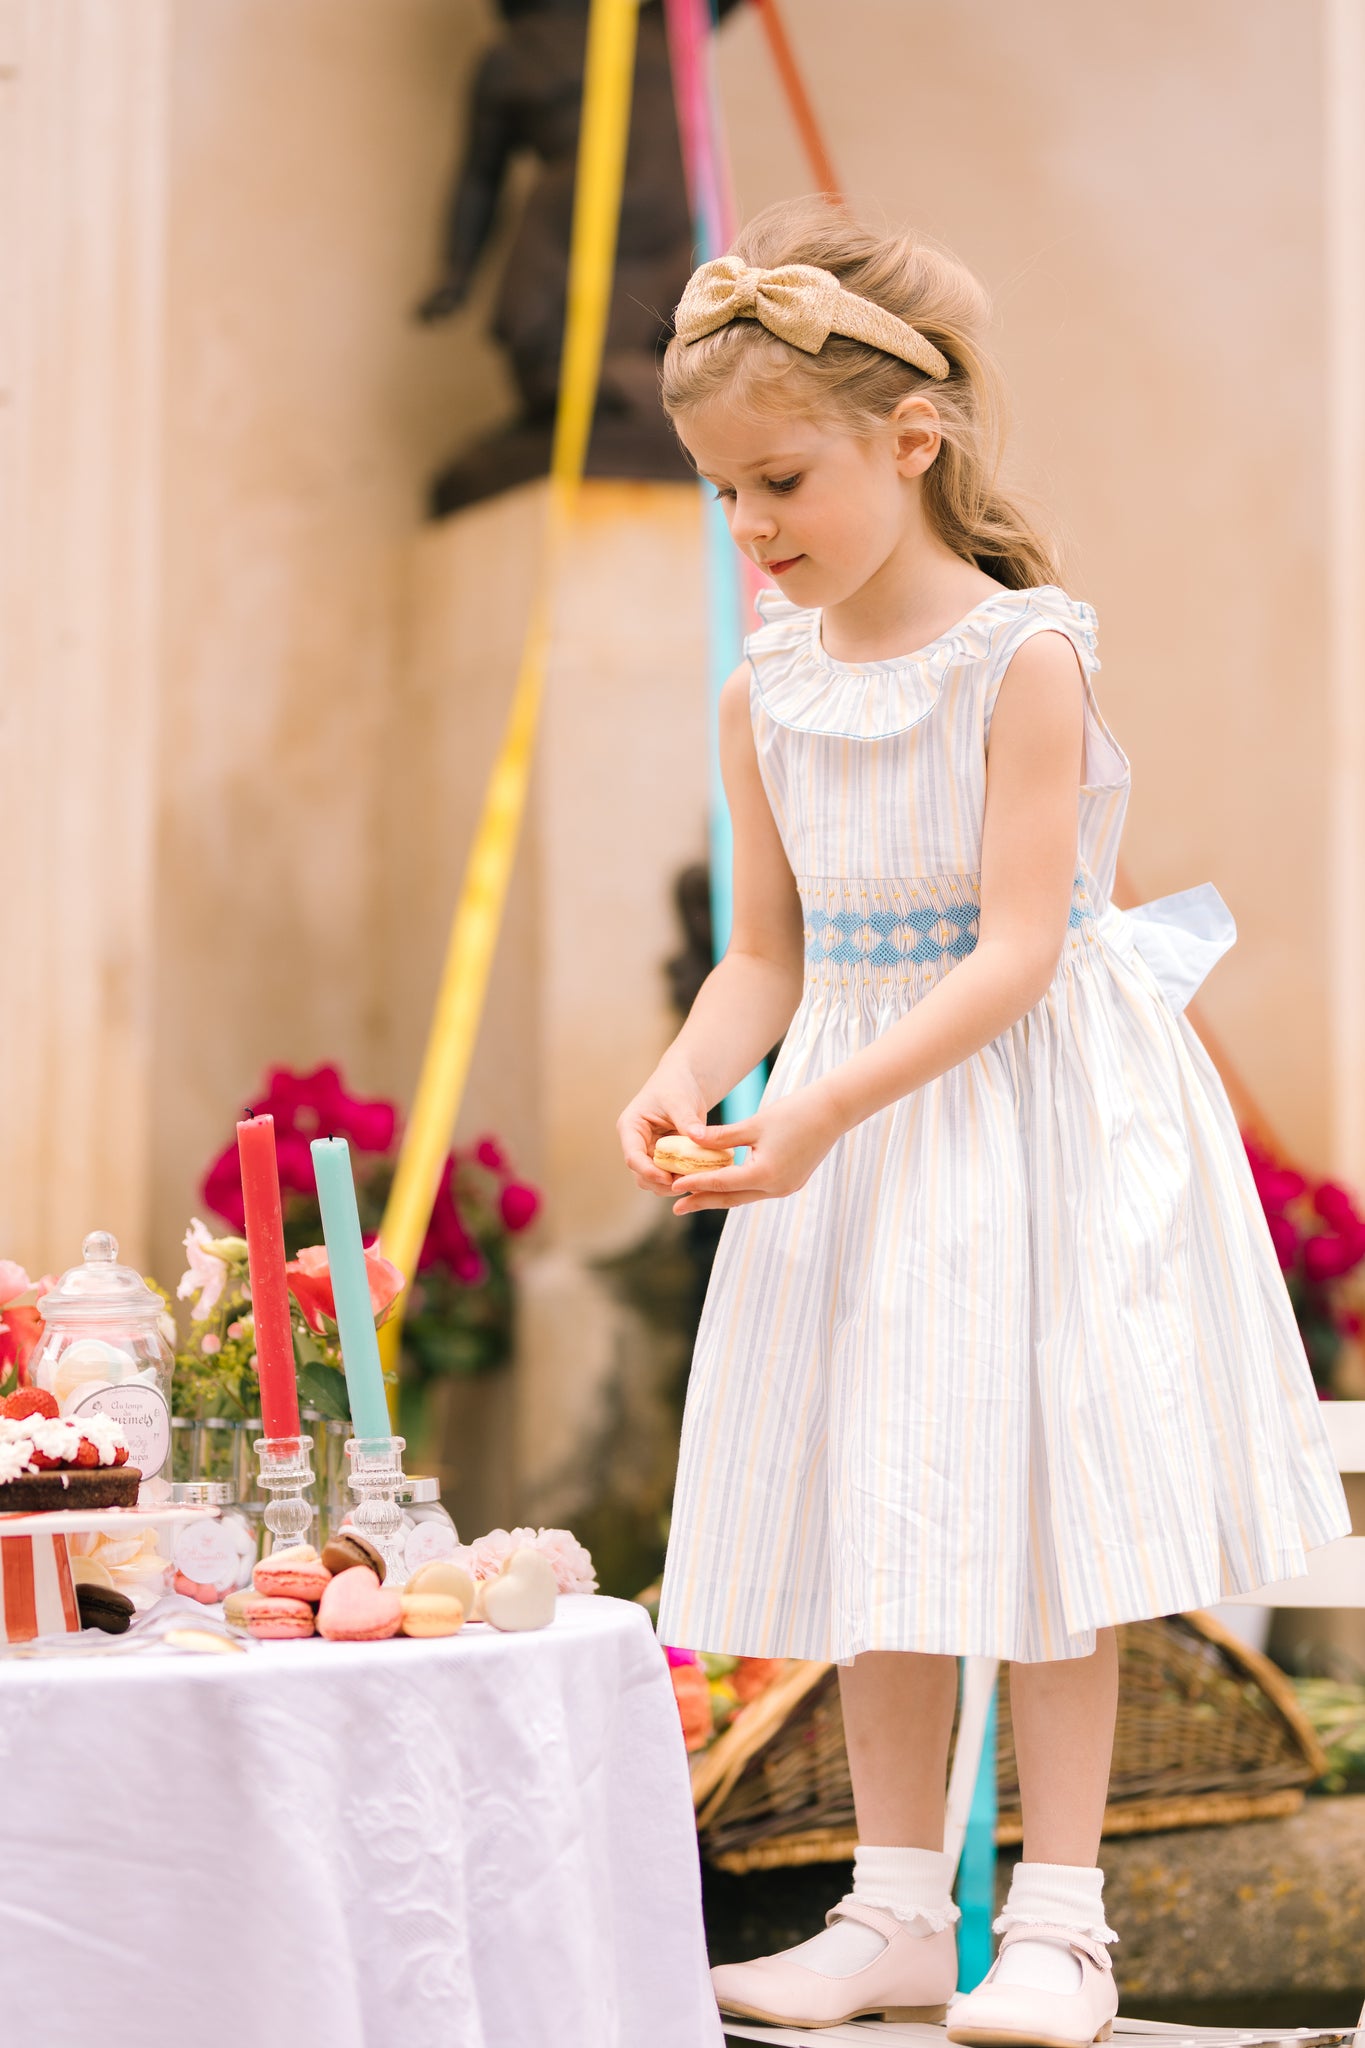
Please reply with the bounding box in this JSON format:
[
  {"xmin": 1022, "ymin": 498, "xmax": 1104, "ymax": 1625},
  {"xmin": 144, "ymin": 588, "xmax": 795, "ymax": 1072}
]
[
  {"xmin": 316, "ymin": 1565, "xmax": 402, "ymax": 1643},
  {"xmin": 243, "ymin": 1594, "xmax": 315, "ymax": 1640},
  {"xmin": 253, "ymin": 1548, "xmax": 332, "ymax": 1605}
]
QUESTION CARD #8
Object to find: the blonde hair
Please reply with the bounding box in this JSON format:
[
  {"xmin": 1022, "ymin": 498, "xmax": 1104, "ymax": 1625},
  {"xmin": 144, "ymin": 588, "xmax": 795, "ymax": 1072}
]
[{"xmin": 661, "ymin": 198, "xmax": 1059, "ymax": 592}]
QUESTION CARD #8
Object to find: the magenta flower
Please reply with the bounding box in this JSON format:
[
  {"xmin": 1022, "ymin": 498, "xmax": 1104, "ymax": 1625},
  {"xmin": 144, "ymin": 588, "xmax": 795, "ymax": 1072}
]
[
  {"xmin": 665, "ymin": 1645, "xmax": 701, "ymax": 1668},
  {"xmin": 499, "ymin": 1182, "xmax": 540, "ymax": 1233},
  {"xmin": 1266, "ymin": 1213, "xmax": 1300, "ymax": 1272},
  {"xmin": 475, "ymin": 1137, "xmax": 507, "ymax": 1172}
]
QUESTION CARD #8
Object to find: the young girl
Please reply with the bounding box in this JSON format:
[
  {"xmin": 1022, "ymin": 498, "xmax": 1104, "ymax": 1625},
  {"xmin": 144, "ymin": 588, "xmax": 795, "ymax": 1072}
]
[{"xmin": 617, "ymin": 199, "xmax": 1351, "ymax": 2043}]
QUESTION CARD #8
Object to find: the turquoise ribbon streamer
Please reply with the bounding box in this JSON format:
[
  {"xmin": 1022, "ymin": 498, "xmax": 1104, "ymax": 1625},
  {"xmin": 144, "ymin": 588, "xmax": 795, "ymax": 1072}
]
[
  {"xmin": 706, "ymin": 494, "xmax": 767, "ymax": 1125},
  {"xmin": 956, "ymin": 1676, "xmax": 998, "ymax": 1990}
]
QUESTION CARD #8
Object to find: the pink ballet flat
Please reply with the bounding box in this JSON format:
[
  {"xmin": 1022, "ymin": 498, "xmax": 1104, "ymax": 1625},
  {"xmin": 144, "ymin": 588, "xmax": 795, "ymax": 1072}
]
[
  {"xmin": 710, "ymin": 1899, "xmax": 957, "ymax": 2028},
  {"xmin": 946, "ymin": 1922, "xmax": 1118, "ymax": 2048}
]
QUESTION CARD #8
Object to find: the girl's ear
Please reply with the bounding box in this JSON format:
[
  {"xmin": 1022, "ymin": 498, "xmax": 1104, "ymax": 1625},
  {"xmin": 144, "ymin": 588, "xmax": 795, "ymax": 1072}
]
[{"xmin": 890, "ymin": 393, "xmax": 942, "ymax": 478}]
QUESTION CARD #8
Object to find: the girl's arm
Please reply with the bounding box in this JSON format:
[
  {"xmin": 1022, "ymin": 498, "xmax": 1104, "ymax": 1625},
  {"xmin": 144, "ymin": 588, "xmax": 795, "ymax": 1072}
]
[
  {"xmin": 616, "ymin": 663, "xmax": 805, "ymax": 1194},
  {"xmin": 670, "ymin": 631, "xmax": 1086, "ymax": 1212}
]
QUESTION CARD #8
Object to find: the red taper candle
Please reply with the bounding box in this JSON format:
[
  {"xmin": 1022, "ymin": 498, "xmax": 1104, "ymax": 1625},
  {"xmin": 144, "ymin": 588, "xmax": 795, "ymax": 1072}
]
[{"xmin": 236, "ymin": 1113, "xmax": 301, "ymax": 1440}]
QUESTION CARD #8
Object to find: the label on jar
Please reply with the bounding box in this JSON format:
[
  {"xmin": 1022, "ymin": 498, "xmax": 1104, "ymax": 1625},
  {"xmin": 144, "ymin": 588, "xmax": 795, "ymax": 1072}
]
[
  {"xmin": 404, "ymin": 1518, "xmax": 458, "ymax": 1574},
  {"xmin": 173, "ymin": 1517, "xmax": 248, "ymax": 1595},
  {"xmin": 71, "ymin": 1382, "xmax": 172, "ymax": 1482}
]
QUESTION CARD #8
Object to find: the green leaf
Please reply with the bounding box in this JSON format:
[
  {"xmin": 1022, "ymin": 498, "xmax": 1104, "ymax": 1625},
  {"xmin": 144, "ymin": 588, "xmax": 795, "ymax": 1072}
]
[{"xmin": 295, "ymin": 1361, "xmax": 351, "ymax": 1421}]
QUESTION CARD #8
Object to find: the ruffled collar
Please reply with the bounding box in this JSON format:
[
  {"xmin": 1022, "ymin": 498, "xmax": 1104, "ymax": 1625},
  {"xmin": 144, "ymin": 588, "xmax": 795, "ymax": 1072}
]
[{"xmin": 746, "ymin": 584, "xmax": 1098, "ymax": 740}]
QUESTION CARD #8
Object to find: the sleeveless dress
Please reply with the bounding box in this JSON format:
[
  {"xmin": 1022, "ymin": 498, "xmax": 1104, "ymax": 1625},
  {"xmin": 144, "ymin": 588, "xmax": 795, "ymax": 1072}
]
[{"xmin": 656, "ymin": 585, "xmax": 1351, "ymax": 1664}]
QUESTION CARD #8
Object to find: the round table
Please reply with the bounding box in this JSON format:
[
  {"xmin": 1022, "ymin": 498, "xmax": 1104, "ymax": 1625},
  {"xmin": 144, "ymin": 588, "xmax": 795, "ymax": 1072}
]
[{"xmin": 0, "ymin": 1594, "xmax": 722, "ymax": 2048}]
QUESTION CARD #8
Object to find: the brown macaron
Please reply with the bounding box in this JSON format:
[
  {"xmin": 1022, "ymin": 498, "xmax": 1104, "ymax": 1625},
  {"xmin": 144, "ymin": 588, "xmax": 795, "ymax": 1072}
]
[
  {"xmin": 321, "ymin": 1529, "xmax": 387, "ymax": 1583},
  {"xmin": 76, "ymin": 1582, "xmax": 136, "ymax": 1635}
]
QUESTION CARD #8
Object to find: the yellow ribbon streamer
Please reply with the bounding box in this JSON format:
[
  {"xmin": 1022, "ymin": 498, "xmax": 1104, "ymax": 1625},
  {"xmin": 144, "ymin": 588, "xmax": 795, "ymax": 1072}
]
[{"xmin": 378, "ymin": 0, "xmax": 640, "ymax": 1400}]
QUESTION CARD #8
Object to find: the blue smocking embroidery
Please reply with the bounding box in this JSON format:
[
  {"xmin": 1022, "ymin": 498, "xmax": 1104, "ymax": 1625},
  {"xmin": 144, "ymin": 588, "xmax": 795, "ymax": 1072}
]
[
  {"xmin": 805, "ymin": 903, "xmax": 980, "ymax": 968},
  {"xmin": 804, "ymin": 875, "xmax": 1091, "ymax": 968}
]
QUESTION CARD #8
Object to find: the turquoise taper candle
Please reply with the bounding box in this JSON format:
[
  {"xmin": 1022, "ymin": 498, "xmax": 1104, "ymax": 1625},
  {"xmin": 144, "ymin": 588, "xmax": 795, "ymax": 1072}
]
[{"xmin": 310, "ymin": 1135, "xmax": 392, "ymax": 1441}]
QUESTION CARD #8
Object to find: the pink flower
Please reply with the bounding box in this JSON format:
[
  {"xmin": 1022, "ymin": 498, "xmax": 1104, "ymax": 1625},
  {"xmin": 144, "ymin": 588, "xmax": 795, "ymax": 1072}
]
[
  {"xmin": 201, "ymin": 1065, "xmax": 397, "ymax": 1227},
  {"xmin": 1267, "ymin": 1213, "xmax": 1300, "ymax": 1271},
  {"xmin": 454, "ymin": 1525, "xmax": 596, "ymax": 1593},
  {"xmin": 531, "ymin": 1526, "xmax": 597, "ymax": 1594},
  {"xmin": 201, "ymin": 1333, "xmax": 222, "ymax": 1356},
  {"xmin": 1314, "ymin": 1180, "xmax": 1365, "ymax": 1235},
  {"xmin": 177, "ymin": 1219, "xmax": 229, "ymax": 1321},
  {"xmin": 475, "ymin": 1137, "xmax": 506, "ymax": 1172},
  {"xmin": 1304, "ymin": 1230, "xmax": 1365, "ymax": 1284},
  {"xmin": 0, "ymin": 1262, "xmax": 32, "ymax": 1308},
  {"xmin": 286, "ymin": 1242, "xmax": 405, "ymax": 1334},
  {"xmin": 665, "ymin": 1644, "xmax": 700, "ymax": 1668},
  {"xmin": 451, "ymin": 1246, "xmax": 488, "ymax": 1287},
  {"xmin": 499, "ymin": 1182, "xmax": 540, "ymax": 1233},
  {"xmin": 458, "ymin": 1527, "xmax": 540, "ymax": 1580},
  {"xmin": 1244, "ymin": 1136, "xmax": 1306, "ymax": 1212}
]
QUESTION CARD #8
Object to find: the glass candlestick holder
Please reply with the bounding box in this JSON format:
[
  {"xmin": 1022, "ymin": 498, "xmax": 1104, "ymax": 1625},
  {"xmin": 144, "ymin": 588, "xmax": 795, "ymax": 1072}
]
[
  {"xmin": 253, "ymin": 1435, "xmax": 317, "ymax": 1557},
  {"xmin": 344, "ymin": 1435, "xmax": 410, "ymax": 1588}
]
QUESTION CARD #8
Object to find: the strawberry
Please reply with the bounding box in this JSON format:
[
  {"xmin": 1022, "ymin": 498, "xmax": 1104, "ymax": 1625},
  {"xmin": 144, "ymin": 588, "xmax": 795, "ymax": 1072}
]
[
  {"xmin": 72, "ymin": 1438, "xmax": 100, "ymax": 1468},
  {"xmin": 112, "ymin": 1445, "xmax": 129, "ymax": 1466},
  {"xmin": 2, "ymin": 1387, "xmax": 59, "ymax": 1423}
]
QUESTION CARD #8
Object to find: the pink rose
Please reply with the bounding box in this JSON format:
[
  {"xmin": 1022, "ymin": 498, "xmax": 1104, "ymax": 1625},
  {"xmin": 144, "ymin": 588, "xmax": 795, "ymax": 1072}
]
[
  {"xmin": 458, "ymin": 1527, "xmax": 539, "ymax": 1581},
  {"xmin": 531, "ymin": 1526, "xmax": 597, "ymax": 1594},
  {"xmin": 286, "ymin": 1242, "xmax": 404, "ymax": 1334},
  {"xmin": 475, "ymin": 1137, "xmax": 506, "ymax": 1172},
  {"xmin": 454, "ymin": 1526, "xmax": 596, "ymax": 1593}
]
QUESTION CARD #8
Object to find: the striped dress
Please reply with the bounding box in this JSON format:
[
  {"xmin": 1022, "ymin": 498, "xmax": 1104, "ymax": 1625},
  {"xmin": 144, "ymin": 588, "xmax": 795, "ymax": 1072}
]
[{"xmin": 656, "ymin": 584, "xmax": 1350, "ymax": 1664}]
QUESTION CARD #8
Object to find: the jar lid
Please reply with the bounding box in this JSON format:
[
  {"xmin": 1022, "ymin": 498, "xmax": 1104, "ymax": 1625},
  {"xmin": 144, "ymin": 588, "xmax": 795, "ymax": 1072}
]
[
  {"xmin": 38, "ymin": 1232, "xmax": 165, "ymax": 1327},
  {"xmin": 400, "ymin": 1476, "xmax": 442, "ymax": 1504},
  {"xmin": 171, "ymin": 1482, "xmax": 235, "ymax": 1507}
]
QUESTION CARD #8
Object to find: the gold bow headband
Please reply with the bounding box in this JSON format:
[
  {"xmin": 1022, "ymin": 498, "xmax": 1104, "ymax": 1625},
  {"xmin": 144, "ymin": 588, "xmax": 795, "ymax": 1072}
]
[{"xmin": 674, "ymin": 256, "xmax": 951, "ymax": 381}]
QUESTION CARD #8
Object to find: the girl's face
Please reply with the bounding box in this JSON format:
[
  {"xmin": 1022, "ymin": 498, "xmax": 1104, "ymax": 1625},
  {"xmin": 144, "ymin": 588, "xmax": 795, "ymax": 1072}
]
[{"xmin": 675, "ymin": 393, "xmax": 937, "ymax": 612}]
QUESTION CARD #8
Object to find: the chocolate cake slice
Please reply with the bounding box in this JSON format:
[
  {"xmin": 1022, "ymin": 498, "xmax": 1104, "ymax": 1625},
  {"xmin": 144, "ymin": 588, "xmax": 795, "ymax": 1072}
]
[{"xmin": 0, "ymin": 1466, "xmax": 142, "ymax": 1514}]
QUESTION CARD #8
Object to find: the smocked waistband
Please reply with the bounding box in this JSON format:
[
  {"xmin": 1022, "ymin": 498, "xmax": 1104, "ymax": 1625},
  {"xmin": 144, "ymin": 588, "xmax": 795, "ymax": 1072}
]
[{"xmin": 801, "ymin": 872, "xmax": 1097, "ymax": 989}]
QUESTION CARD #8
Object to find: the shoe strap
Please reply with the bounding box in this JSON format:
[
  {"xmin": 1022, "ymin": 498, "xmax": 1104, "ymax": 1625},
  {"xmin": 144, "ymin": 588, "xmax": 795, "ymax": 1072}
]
[
  {"xmin": 825, "ymin": 1897, "xmax": 906, "ymax": 1942},
  {"xmin": 997, "ymin": 1921, "xmax": 1113, "ymax": 1974}
]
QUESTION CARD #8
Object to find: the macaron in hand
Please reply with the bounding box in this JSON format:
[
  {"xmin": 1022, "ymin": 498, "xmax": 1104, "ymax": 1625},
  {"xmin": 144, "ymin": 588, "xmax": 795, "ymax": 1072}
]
[{"xmin": 652, "ymin": 1133, "xmax": 735, "ymax": 1176}]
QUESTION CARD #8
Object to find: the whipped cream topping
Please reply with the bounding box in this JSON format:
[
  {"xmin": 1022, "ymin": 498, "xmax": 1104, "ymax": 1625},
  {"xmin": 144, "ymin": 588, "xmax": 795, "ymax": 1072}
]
[{"xmin": 0, "ymin": 1411, "xmax": 129, "ymax": 1479}]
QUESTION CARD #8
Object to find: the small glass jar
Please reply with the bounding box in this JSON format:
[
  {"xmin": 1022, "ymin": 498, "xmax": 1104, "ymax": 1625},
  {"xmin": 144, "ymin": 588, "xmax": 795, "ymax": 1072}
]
[
  {"xmin": 166, "ymin": 1482, "xmax": 259, "ymax": 1603},
  {"xmin": 398, "ymin": 1478, "xmax": 460, "ymax": 1574},
  {"xmin": 29, "ymin": 1232, "xmax": 175, "ymax": 1501},
  {"xmin": 337, "ymin": 1474, "xmax": 459, "ymax": 1577}
]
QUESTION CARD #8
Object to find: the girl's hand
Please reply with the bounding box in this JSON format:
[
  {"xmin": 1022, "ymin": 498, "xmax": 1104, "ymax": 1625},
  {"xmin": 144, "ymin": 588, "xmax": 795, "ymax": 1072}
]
[
  {"xmin": 668, "ymin": 1089, "xmax": 844, "ymax": 1213},
  {"xmin": 617, "ymin": 1066, "xmax": 713, "ymax": 1195}
]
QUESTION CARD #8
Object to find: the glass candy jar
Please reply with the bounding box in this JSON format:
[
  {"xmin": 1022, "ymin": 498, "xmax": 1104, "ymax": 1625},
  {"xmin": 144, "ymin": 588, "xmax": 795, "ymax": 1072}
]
[
  {"xmin": 29, "ymin": 1232, "xmax": 175, "ymax": 1501},
  {"xmin": 337, "ymin": 1475, "xmax": 459, "ymax": 1578},
  {"xmin": 167, "ymin": 1482, "xmax": 259, "ymax": 1603}
]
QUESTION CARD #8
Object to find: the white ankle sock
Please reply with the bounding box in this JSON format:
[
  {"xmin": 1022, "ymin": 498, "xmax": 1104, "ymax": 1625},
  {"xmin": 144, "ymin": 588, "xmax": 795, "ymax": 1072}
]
[
  {"xmin": 991, "ymin": 1862, "xmax": 1116, "ymax": 1994},
  {"xmin": 786, "ymin": 1846, "xmax": 958, "ymax": 1979}
]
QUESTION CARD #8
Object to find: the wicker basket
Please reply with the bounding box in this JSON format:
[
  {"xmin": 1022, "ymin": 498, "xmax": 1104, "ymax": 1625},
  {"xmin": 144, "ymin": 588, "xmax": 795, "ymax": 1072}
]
[{"xmin": 690, "ymin": 1612, "xmax": 1328, "ymax": 1874}]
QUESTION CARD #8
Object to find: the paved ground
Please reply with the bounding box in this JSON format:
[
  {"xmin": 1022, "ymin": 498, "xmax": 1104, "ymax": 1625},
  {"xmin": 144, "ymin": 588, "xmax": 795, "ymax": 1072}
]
[{"xmin": 704, "ymin": 1794, "xmax": 1365, "ymax": 2031}]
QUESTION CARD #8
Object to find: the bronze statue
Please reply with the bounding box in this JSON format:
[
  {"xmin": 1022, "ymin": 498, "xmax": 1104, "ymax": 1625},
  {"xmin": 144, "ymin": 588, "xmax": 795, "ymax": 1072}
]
[{"xmin": 417, "ymin": 0, "xmax": 741, "ymax": 515}]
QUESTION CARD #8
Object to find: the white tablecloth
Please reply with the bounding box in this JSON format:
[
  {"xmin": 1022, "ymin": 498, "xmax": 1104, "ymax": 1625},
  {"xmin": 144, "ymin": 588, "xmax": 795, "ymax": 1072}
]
[{"xmin": 0, "ymin": 1595, "xmax": 723, "ymax": 2048}]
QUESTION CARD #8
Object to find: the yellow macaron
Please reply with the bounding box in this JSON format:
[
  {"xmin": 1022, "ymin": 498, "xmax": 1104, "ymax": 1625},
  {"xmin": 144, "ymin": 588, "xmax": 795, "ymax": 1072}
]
[{"xmin": 652, "ymin": 1133, "xmax": 735, "ymax": 1175}]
